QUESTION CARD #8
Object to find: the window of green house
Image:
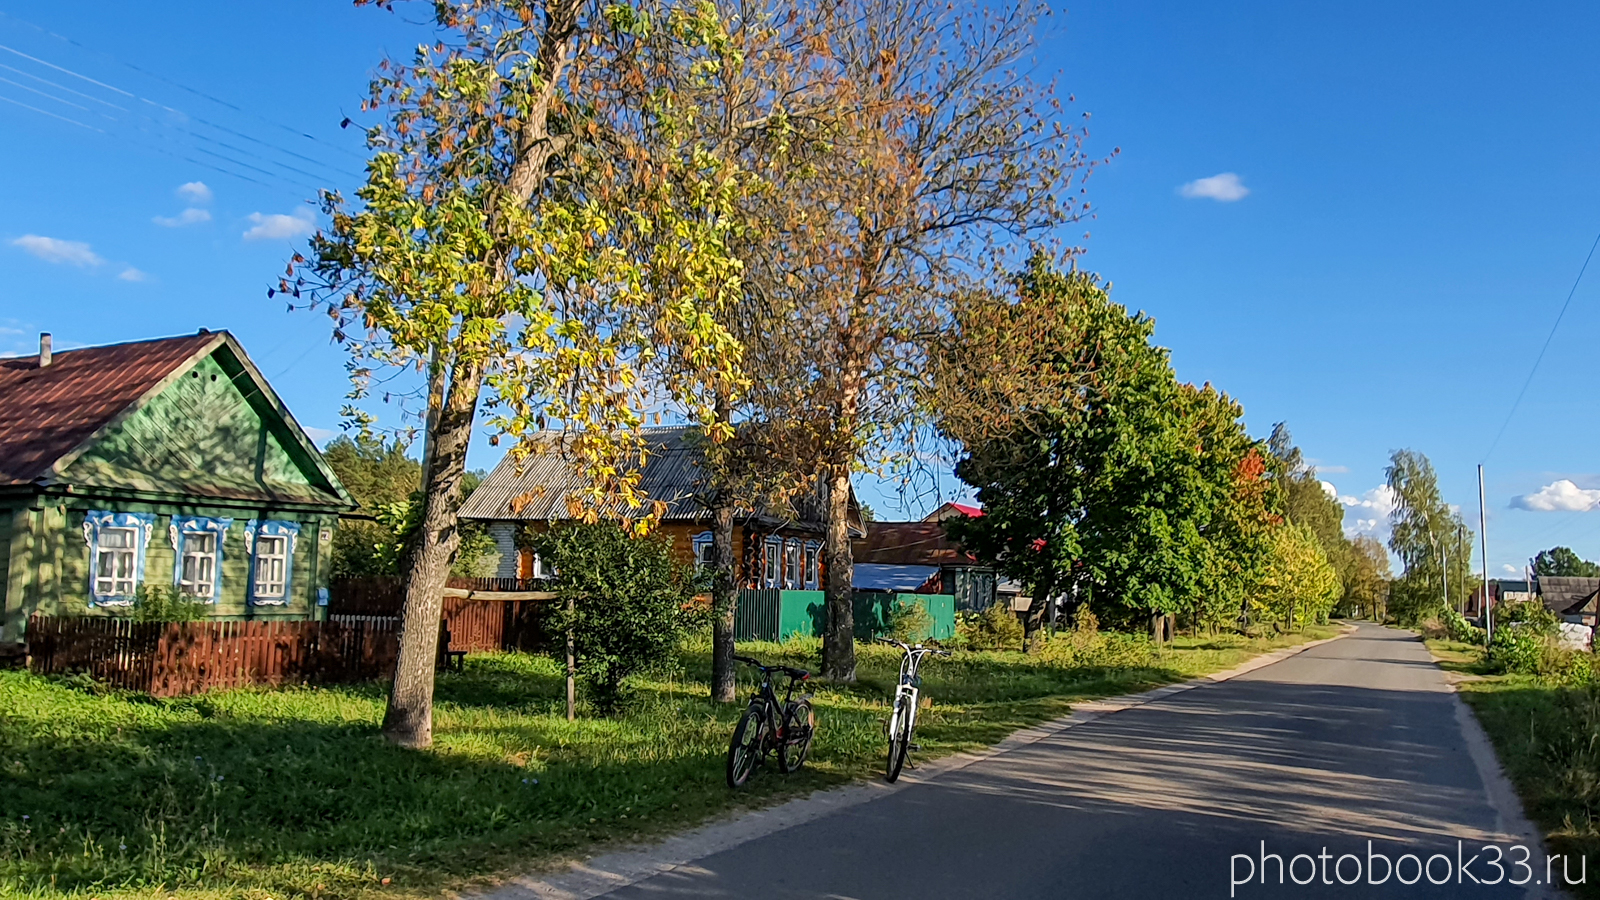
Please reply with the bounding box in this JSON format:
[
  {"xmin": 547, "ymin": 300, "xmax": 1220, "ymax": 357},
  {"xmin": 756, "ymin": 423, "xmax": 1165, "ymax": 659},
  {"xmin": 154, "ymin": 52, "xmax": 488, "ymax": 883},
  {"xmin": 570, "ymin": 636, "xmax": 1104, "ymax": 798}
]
[
  {"xmin": 245, "ymin": 520, "xmax": 299, "ymax": 605},
  {"xmin": 170, "ymin": 516, "xmax": 231, "ymax": 600},
  {"xmin": 82, "ymin": 510, "xmax": 156, "ymax": 606}
]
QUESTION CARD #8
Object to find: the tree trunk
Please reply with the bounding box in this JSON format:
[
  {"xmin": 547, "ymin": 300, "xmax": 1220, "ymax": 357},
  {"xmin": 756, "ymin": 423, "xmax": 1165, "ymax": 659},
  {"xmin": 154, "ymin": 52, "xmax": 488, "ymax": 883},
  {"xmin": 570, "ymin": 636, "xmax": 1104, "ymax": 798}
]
[
  {"xmin": 382, "ymin": 356, "xmax": 483, "ymax": 749},
  {"xmin": 1021, "ymin": 577, "xmax": 1055, "ymax": 649},
  {"xmin": 821, "ymin": 465, "xmax": 856, "ymax": 681},
  {"xmin": 710, "ymin": 497, "xmax": 738, "ymax": 702}
]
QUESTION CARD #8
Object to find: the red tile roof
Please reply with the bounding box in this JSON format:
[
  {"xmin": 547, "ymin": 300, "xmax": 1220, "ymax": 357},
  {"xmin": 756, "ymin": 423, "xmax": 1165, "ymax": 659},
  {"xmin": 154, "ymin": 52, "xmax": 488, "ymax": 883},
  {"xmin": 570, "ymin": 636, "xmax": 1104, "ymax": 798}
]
[
  {"xmin": 854, "ymin": 522, "xmax": 978, "ymax": 566},
  {"xmin": 0, "ymin": 333, "xmax": 221, "ymax": 486}
]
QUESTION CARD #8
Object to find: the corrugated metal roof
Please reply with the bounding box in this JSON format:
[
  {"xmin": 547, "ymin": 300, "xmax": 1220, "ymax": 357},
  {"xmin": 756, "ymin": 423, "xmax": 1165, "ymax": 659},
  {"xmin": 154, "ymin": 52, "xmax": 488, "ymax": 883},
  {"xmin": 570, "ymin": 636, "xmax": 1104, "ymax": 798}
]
[
  {"xmin": 459, "ymin": 427, "xmax": 716, "ymax": 522},
  {"xmin": 1539, "ymin": 576, "xmax": 1600, "ymax": 615},
  {"xmin": 0, "ymin": 332, "xmax": 221, "ymax": 485},
  {"xmin": 854, "ymin": 522, "xmax": 978, "ymax": 565},
  {"xmin": 459, "ymin": 426, "xmax": 862, "ymax": 535}
]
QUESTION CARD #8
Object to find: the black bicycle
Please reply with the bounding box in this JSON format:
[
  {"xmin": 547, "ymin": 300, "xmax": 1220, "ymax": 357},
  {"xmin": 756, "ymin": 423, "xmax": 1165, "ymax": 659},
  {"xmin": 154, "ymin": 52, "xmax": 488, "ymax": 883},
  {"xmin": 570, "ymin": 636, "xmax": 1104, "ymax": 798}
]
[{"xmin": 726, "ymin": 655, "xmax": 816, "ymax": 788}]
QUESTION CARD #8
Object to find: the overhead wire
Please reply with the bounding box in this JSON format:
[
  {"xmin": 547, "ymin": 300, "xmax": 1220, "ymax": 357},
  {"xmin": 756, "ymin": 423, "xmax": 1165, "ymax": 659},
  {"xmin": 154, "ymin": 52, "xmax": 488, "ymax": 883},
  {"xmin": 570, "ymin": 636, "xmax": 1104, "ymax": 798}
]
[{"xmin": 1482, "ymin": 227, "xmax": 1600, "ymax": 462}]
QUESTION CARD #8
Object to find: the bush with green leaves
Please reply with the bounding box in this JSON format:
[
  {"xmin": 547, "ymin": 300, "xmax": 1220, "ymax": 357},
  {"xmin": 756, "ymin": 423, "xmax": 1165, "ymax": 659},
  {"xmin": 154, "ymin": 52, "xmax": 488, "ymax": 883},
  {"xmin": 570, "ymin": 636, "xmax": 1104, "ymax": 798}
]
[
  {"xmin": 530, "ymin": 523, "xmax": 704, "ymax": 714},
  {"xmin": 954, "ymin": 603, "xmax": 1025, "ymax": 651},
  {"xmin": 1440, "ymin": 607, "xmax": 1485, "ymax": 644},
  {"xmin": 885, "ymin": 598, "xmax": 934, "ymax": 643},
  {"xmin": 129, "ymin": 584, "xmax": 211, "ymax": 622},
  {"xmin": 1487, "ymin": 624, "xmax": 1544, "ymax": 675}
]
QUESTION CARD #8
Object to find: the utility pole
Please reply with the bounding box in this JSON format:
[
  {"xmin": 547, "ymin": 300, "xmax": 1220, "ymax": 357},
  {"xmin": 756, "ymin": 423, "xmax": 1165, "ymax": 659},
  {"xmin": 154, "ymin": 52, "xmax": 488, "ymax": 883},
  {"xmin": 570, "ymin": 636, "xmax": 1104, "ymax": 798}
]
[
  {"xmin": 1479, "ymin": 465, "xmax": 1491, "ymax": 645},
  {"xmin": 1456, "ymin": 524, "xmax": 1465, "ymax": 616},
  {"xmin": 1441, "ymin": 544, "xmax": 1448, "ymax": 614}
]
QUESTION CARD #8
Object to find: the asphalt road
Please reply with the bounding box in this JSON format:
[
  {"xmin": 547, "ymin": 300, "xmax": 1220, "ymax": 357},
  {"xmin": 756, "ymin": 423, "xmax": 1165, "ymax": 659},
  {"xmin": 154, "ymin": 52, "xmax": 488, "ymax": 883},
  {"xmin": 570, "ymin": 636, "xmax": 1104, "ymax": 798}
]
[{"xmin": 593, "ymin": 624, "xmax": 1553, "ymax": 899}]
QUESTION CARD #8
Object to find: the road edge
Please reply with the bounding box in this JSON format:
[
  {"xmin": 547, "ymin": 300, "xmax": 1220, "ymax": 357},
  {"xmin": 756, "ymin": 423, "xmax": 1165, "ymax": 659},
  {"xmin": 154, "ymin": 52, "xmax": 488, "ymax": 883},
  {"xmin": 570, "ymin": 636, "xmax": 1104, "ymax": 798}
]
[{"xmin": 475, "ymin": 629, "xmax": 1352, "ymax": 900}]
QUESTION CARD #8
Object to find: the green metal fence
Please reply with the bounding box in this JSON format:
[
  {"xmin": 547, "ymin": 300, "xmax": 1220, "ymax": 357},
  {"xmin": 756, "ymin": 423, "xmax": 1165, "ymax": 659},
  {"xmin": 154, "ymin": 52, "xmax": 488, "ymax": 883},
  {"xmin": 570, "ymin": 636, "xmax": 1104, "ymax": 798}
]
[{"xmin": 734, "ymin": 589, "xmax": 954, "ymax": 643}]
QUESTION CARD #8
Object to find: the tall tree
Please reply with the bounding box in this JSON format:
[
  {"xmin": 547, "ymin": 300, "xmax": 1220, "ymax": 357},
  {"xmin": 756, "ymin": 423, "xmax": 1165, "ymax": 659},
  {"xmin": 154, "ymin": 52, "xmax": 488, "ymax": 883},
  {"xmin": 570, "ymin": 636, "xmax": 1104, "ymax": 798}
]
[
  {"xmin": 1346, "ymin": 534, "xmax": 1392, "ymax": 620},
  {"xmin": 941, "ymin": 259, "xmax": 1271, "ymax": 638},
  {"xmin": 292, "ymin": 0, "xmax": 748, "ymax": 747},
  {"xmin": 1534, "ymin": 546, "xmax": 1600, "ymax": 577},
  {"xmin": 1267, "ymin": 423, "xmax": 1355, "ymax": 605},
  {"xmin": 1384, "ymin": 449, "xmax": 1471, "ymax": 623},
  {"xmin": 741, "ymin": 0, "xmax": 1098, "ymax": 679}
]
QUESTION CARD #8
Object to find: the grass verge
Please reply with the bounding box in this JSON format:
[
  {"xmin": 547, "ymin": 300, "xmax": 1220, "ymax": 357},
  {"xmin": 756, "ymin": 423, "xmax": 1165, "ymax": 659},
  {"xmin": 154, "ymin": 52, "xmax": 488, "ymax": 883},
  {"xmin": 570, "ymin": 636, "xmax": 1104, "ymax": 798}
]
[
  {"xmin": 2, "ymin": 625, "xmax": 1337, "ymax": 900},
  {"xmin": 1424, "ymin": 638, "xmax": 1600, "ymax": 897}
]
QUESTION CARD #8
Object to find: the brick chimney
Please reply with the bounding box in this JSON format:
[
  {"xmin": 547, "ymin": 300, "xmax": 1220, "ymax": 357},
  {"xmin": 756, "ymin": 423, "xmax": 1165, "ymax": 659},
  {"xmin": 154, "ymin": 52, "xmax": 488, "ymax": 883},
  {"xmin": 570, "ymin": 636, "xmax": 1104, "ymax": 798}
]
[{"xmin": 38, "ymin": 333, "xmax": 51, "ymax": 368}]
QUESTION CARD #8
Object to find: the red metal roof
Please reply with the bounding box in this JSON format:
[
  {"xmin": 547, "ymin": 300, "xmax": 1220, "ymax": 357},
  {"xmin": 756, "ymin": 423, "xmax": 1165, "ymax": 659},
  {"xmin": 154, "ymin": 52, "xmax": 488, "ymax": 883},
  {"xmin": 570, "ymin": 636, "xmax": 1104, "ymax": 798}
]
[{"xmin": 0, "ymin": 333, "xmax": 220, "ymax": 485}]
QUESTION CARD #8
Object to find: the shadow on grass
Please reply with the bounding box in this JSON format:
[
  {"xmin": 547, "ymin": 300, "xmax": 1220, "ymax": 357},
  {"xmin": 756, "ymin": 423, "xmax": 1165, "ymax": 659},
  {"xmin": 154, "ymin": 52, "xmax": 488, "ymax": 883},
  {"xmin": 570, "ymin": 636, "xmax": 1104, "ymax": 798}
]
[{"xmin": 0, "ymin": 635, "xmax": 1247, "ymax": 900}]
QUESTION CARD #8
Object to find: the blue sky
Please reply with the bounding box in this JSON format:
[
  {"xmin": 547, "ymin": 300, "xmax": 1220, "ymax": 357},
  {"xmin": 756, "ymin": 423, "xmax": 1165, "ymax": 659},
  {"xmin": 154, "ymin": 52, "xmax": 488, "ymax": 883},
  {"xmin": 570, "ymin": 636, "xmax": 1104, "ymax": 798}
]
[{"xmin": 2, "ymin": 1, "xmax": 1598, "ymax": 578}]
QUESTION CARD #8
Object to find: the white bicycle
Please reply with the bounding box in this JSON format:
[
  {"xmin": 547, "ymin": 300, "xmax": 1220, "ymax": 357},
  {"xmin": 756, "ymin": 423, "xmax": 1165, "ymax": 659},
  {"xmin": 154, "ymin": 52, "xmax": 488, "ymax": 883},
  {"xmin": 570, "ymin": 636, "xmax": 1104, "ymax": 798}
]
[{"xmin": 880, "ymin": 638, "xmax": 951, "ymax": 782}]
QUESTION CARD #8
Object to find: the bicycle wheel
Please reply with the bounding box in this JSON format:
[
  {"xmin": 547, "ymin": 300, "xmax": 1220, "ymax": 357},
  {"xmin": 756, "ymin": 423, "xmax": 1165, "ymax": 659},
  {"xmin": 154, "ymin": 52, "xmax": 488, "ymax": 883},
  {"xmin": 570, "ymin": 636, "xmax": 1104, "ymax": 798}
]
[
  {"xmin": 778, "ymin": 699, "xmax": 815, "ymax": 774},
  {"xmin": 726, "ymin": 706, "xmax": 767, "ymax": 788},
  {"xmin": 886, "ymin": 695, "xmax": 911, "ymax": 782}
]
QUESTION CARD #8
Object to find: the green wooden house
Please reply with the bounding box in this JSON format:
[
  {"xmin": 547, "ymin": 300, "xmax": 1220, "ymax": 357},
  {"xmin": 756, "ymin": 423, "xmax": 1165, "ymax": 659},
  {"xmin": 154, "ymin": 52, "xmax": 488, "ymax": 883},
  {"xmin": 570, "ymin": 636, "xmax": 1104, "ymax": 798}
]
[{"xmin": 0, "ymin": 331, "xmax": 355, "ymax": 650}]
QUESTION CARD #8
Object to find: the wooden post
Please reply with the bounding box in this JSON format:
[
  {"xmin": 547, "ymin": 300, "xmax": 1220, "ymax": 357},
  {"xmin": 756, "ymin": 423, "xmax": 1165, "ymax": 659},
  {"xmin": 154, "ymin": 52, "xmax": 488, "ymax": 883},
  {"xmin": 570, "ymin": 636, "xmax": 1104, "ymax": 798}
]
[{"xmin": 565, "ymin": 593, "xmax": 576, "ymax": 721}]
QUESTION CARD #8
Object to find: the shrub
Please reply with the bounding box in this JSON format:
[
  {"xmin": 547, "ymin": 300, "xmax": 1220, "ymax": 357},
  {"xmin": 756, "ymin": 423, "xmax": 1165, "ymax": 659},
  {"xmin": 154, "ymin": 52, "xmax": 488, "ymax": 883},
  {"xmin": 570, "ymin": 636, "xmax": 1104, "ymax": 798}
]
[
  {"xmin": 955, "ymin": 603, "xmax": 1025, "ymax": 651},
  {"xmin": 1488, "ymin": 624, "xmax": 1544, "ymax": 675},
  {"xmin": 130, "ymin": 584, "xmax": 210, "ymax": 622},
  {"xmin": 1441, "ymin": 608, "xmax": 1485, "ymax": 644},
  {"xmin": 531, "ymin": 523, "xmax": 704, "ymax": 714},
  {"xmin": 885, "ymin": 598, "xmax": 934, "ymax": 643}
]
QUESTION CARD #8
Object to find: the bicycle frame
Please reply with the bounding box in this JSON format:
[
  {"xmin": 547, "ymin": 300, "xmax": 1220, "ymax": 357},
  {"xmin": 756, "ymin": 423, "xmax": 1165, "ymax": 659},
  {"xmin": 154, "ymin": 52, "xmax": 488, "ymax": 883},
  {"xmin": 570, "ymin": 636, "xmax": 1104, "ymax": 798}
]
[
  {"xmin": 743, "ymin": 662, "xmax": 810, "ymax": 752},
  {"xmin": 890, "ymin": 645, "xmax": 935, "ymax": 739}
]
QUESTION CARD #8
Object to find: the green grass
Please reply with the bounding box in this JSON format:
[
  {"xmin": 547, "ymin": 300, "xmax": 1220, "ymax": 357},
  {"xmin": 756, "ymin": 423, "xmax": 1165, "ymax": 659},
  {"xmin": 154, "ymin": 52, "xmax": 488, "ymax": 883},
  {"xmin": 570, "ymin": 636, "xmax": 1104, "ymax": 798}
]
[
  {"xmin": 1424, "ymin": 638, "xmax": 1600, "ymax": 897},
  {"xmin": 1, "ymin": 625, "xmax": 1338, "ymax": 900}
]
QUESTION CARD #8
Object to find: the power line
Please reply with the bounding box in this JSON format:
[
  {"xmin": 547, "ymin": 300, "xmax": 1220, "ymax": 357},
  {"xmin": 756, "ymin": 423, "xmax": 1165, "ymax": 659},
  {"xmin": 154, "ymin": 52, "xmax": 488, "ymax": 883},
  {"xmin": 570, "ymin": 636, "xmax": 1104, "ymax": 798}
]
[
  {"xmin": 1482, "ymin": 227, "xmax": 1600, "ymax": 461},
  {"xmin": 0, "ymin": 92, "xmax": 100, "ymax": 130},
  {"xmin": 0, "ymin": 12, "xmax": 367, "ymax": 160}
]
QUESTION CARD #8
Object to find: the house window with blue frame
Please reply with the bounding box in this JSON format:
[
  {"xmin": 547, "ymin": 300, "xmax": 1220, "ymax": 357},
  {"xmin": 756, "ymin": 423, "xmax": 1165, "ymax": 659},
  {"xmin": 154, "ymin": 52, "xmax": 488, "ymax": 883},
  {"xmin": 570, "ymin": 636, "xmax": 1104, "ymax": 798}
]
[
  {"xmin": 804, "ymin": 541, "xmax": 821, "ymax": 589},
  {"xmin": 763, "ymin": 536, "xmax": 782, "ymax": 588},
  {"xmin": 170, "ymin": 516, "xmax": 231, "ymax": 600},
  {"xmin": 82, "ymin": 511, "xmax": 156, "ymax": 606},
  {"xmin": 784, "ymin": 539, "xmax": 802, "ymax": 589},
  {"xmin": 691, "ymin": 531, "xmax": 715, "ymax": 568},
  {"xmin": 246, "ymin": 520, "xmax": 299, "ymax": 605}
]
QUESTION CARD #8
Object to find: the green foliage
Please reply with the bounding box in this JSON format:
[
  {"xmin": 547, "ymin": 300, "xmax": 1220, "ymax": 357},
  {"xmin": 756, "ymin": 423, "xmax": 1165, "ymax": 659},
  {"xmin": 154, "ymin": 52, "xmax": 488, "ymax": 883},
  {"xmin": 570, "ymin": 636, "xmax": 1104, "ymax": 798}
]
[
  {"xmin": 1535, "ymin": 546, "xmax": 1600, "ymax": 578},
  {"xmin": 326, "ymin": 433, "xmax": 496, "ymax": 578},
  {"xmin": 130, "ymin": 584, "xmax": 210, "ymax": 623},
  {"xmin": 884, "ymin": 598, "xmax": 934, "ymax": 643},
  {"xmin": 531, "ymin": 524, "xmax": 703, "ymax": 713},
  {"xmin": 1384, "ymin": 449, "xmax": 1473, "ymax": 624},
  {"xmin": 944, "ymin": 256, "xmax": 1281, "ymax": 633},
  {"xmin": 954, "ymin": 604, "xmax": 1025, "ymax": 651},
  {"xmin": 1252, "ymin": 523, "xmax": 1342, "ymax": 629},
  {"xmin": 1441, "ymin": 607, "xmax": 1486, "ymax": 644}
]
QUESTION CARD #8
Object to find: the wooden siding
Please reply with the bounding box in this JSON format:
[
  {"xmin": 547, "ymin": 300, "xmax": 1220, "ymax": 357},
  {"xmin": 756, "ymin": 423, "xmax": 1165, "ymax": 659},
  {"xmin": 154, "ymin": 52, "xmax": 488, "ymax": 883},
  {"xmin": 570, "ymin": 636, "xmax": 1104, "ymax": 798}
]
[
  {"xmin": 2, "ymin": 498, "xmax": 335, "ymax": 635},
  {"xmin": 59, "ymin": 350, "xmax": 339, "ymax": 504}
]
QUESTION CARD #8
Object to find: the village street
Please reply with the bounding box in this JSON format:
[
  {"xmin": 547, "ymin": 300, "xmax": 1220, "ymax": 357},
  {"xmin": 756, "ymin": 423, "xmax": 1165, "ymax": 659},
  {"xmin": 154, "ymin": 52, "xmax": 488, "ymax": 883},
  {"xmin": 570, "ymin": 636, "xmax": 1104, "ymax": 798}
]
[{"xmin": 505, "ymin": 625, "xmax": 1552, "ymax": 899}]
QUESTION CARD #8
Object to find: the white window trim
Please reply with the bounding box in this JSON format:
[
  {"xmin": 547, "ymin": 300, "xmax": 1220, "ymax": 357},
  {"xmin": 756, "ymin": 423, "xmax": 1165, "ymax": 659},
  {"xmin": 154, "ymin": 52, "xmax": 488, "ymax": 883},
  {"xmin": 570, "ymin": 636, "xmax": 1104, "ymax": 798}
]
[
  {"xmin": 95, "ymin": 528, "xmax": 139, "ymax": 599},
  {"xmin": 784, "ymin": 539, "xmax": 802, "ymax": 589},
  {"xmin": 245, "ymin": 520, "xmax": 299, "ymax": 605},
  {"xmin": 691, "ymin": 530, "xmax": 715, "ymax": 569},
  {"xmin": 804, "ymin": 541, "xmax": 822, "ymax": 590},
  {"xmin": 763, "ymin": 536, "xmax": 783, "ymax": 588},
  {"xmin": 82, "ymin": 511, "xmax": 155, "ymax": 607},
  {"xmin": 169, "ymin": 516, "xmax": 231, "ymax": 602}
]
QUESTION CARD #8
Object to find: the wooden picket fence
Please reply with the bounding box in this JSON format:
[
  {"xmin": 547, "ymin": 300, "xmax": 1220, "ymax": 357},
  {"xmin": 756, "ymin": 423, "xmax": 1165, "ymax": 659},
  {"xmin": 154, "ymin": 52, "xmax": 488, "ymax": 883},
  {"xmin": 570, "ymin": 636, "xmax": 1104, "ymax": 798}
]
[
  {"xmin": 26, "ymin": 615, "xmax": 399, "ymax": 697},
  {"xmin": 329, "ymin": 576, "xmax": 552, "ymax": 653}
]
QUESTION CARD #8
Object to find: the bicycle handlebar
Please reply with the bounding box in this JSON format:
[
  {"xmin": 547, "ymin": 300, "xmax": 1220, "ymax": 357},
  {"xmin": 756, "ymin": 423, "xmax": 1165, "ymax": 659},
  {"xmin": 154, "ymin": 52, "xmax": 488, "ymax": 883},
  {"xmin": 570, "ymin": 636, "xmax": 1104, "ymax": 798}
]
[
  {"xmin": 733, "ymin": 655, "xmax": 810, "ymax": 680},
  {"xmin": 875, "ymin": 638, "xmax": 951, "ymax": 657}
]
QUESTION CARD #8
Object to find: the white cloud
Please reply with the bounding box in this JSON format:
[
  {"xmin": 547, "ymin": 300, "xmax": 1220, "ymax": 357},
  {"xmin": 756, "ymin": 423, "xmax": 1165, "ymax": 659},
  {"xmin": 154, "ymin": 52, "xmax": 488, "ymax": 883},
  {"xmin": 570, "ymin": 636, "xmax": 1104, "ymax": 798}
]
[
  {"xmin": 1313, "ymin": 464, "xmax": 1350, "ymax": 475},
  {"xmin": 1501, "ymin": 564, "xmax": 1519, "ymax": 574},
  {"xmin": 1179, "ymin": 172, "xmax": 1249, "ymax": 202},
  {"xmin": 177, "ymin": 181, "xmax": 213, "ymax": 204},
  {"xmin": 1326, "ymin": 483, "xmax": 1396, "ymax": 539},
  {"xmin": 1339, "ymin": 484, "xmax": 1397, "ymax": 517},
  {"xmin": 1511, "ymin": 479, "xmax": 1600, "ymax": 512},
  {"xmin": 11, "ymin": 235, "xmax": 103, "ymax": 267},
  {"xmin": 302, "ymin": 425, "xmax": 336, "ymax": 445},
  {"xmin": 1320, "ymin": 481, "xmax": 1338, "ymax": 500},
  {"xmin": 243, "ymin": 209, "xmax": 315, "ymax": 242},
  {"xmin": 153, "ymin": 208, "xmax": 211, "ymax": 227},
  {"xmin": 117, "ymin": 267, "xmax": 148, "ymax": 282}
]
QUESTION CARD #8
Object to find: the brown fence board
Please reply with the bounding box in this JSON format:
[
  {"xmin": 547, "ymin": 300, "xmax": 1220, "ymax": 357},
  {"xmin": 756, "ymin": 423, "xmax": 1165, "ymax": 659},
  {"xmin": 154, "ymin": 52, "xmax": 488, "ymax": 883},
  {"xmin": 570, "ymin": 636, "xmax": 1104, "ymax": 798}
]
[{"xmin": 26, "ymin": 616, "xmax": 401, "ymax": 698}]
